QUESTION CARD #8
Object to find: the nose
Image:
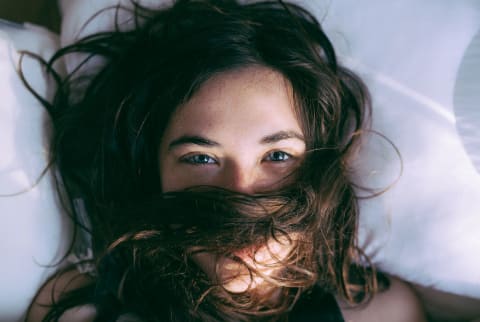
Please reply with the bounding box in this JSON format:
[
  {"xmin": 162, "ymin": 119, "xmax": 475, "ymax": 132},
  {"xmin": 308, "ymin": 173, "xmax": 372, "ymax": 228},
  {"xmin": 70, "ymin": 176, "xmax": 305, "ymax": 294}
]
[{"xmin": 220, "ymin": 160, "xmax": 259, "ymax": 194}]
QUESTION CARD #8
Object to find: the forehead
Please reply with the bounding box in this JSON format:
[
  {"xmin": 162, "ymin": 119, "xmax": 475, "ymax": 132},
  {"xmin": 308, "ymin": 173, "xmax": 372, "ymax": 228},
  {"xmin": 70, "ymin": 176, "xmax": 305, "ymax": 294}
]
[{"xmin": 165, "ymin": 66, "xmax": 300, "ymax": 137}]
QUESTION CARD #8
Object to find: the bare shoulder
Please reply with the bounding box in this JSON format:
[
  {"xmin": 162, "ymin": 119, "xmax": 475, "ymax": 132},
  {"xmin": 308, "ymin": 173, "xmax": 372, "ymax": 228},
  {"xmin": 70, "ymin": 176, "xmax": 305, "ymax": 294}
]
[
  {"xmin": 413, "ymin": 283, "xmax": 480, "ymax": 321},
  {"xmin": 26, "ymin": 268, "xmax": 95, "ymax": 322},
  {"xmin": 337, "ymin": 276, "xmax": 427, "ymax": 322}
]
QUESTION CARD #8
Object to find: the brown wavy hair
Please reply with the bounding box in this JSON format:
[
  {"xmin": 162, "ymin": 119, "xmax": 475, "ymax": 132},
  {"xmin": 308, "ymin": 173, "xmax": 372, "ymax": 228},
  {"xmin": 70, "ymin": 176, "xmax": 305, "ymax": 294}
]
[{"xmin": 29, "ymin": 0, "xmax": 378, "ymax": 320}]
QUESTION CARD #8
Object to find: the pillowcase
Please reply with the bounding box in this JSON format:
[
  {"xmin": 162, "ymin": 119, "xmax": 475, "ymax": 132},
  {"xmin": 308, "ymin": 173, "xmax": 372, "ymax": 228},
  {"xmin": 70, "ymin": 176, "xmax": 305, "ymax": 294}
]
[
  {"xmin": 0, "ymin": 21, "xmax": 71, "ymax": 322},
  {"xmin": 315, "ymin": 0, "xmax": 480, "ymax": 300},
  {"xmin": 58, "ymin": 0, "xmax": 480, "ymax": 306}
]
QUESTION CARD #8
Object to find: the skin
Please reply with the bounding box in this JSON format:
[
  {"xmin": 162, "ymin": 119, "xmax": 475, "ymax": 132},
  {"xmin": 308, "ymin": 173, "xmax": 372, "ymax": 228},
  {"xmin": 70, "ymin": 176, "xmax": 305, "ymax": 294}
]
[
  {"xmin": 27, "ymin": 66, "xmax": 427, "ymax": 322},
  {"xmin": 159, "ymin": 66, "xmax": 305, "ymax": 293},
  {"xmin": 413, "ymin": 284, "xmax": 480, "ymax": 321},
  {"xmin": 159, "ymin": 66, "xmax": 306, "ymax": 194}
]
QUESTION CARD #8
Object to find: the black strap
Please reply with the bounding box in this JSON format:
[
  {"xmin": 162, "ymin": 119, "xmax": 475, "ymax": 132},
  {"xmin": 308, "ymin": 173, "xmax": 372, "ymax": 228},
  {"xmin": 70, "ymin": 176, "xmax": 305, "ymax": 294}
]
[{"xmin": 289, "ymin": 288, "xmax": 344, "ymax": 322}]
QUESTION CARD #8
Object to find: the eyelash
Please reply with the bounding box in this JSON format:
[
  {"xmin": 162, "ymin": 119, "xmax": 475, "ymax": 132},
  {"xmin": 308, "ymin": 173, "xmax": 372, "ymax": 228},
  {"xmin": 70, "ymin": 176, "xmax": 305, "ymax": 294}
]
[
  {"xmin": 263, "ymin": 151, "xmax": 292, "ymax": 162},
  {"xmin": 180, "ymin": 154, "xmax": 218, "ymax": 165},
  {"xmin": 180, "ymin": 151, "xmax": 293, "ymax": 165}
]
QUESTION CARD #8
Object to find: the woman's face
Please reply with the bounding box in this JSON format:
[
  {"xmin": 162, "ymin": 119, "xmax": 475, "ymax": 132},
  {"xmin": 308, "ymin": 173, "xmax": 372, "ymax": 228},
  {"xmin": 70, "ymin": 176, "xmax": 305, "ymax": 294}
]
[
  {"xmin": 159, "ymin": 66, "xmax": 306, "ymax": 292},
  {"xmin": 159, "ymin": 66, "xmax": 306, "ymax": 193}
]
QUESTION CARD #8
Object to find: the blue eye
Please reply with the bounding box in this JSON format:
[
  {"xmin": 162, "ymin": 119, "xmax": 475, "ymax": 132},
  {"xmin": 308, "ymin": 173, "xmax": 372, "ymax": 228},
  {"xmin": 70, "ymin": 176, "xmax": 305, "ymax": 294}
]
[
  {"xmin": 264, "ymin": 151, "xmax": 291, "ymax": 162},
  {"xmin": 181, "ymin": 154, "xmax": 217, "ymax": 165}
]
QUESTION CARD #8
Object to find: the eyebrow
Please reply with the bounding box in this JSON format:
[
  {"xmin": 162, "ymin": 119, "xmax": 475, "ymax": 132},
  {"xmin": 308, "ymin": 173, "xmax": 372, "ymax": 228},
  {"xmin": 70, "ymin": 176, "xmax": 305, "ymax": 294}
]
[
  {"xmin": 168, "ymin": 135, "xmax": 220, "ymax": 150},
  {"xmin": 168, "ymin": 130, "xmax": 304, "ymax": 150},
  {"xmin": 260, "ymin": 130, "xmax": 304, "ymax": 144}
]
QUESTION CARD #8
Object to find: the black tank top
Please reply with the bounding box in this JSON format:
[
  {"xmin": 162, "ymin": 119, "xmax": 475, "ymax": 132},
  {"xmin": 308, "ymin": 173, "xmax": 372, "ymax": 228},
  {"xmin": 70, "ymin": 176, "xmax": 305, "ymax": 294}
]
[{"xmin": 289, "ymin": 287, "xmax": 345, "ymax": 322}]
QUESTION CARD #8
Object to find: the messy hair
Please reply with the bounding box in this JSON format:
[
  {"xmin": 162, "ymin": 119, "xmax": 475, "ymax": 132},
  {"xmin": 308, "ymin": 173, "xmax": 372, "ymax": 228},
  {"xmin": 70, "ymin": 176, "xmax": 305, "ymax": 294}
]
[{"xmin": 33, "ymin": 0, "xmax": 376, "ymax": 320}]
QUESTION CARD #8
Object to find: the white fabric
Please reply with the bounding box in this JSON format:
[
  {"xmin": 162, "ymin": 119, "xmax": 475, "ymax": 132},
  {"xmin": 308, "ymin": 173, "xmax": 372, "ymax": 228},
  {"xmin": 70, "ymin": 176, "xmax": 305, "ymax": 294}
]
[
  {"xmin": 312, "ymin": 0, "xmax": 480, "ymax": 299},
  {"xmin": 455, "ymin": 28, "xmax": 480, "ymax": 173},
  {"xmin": 57, "ymin": 0, "xmax": 480, "ymax": 301},
  {"xmin": 0, "ymin": 22, "xmax": 71, "ymax": 322}
]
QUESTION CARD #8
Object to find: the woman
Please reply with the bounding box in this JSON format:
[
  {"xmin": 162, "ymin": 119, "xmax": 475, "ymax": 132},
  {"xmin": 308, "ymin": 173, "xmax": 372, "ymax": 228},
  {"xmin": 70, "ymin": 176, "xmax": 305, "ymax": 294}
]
[{"xmin": 26, "ymin": 0, "xmax": 426, "ymax": 321}]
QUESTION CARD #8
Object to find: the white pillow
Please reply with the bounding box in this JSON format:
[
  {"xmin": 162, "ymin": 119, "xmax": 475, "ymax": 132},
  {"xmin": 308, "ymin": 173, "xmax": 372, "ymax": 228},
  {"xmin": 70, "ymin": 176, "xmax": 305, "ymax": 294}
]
[
  {"xmin": 58, "ymin": 0, "xmax": 480, "ymax": 305},
  {"xmin": 0, "ymin": 21, "xmax": 71, "ymax": 322},
  {"xmin": 313, "ymin": 0, "xmax": 480, "ymax": 299}
]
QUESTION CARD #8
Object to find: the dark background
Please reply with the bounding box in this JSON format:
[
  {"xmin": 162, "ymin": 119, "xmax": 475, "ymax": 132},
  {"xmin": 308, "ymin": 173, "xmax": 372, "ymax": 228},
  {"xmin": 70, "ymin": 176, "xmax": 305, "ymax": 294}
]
[{"xmin": 0, "ymin": 0, "xmax": 60, "ymax": 32}]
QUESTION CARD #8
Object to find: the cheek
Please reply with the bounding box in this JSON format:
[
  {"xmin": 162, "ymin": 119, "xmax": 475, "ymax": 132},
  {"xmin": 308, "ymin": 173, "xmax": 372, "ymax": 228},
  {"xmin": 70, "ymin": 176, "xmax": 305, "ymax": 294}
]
[
  {"xmin": 160, "ymin": 160, "xmax": 186, "ymax": 192},
  {"xmin": 160, "ymin": 159, "xmax": 218, "ymax": 192},
  {"xmin": 160, "ymin": 168, "xmax": 176, "ymax": 192},
  {"xmin": 159, "ymin": 154, "xmax": 181, "ymax": 192}
]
